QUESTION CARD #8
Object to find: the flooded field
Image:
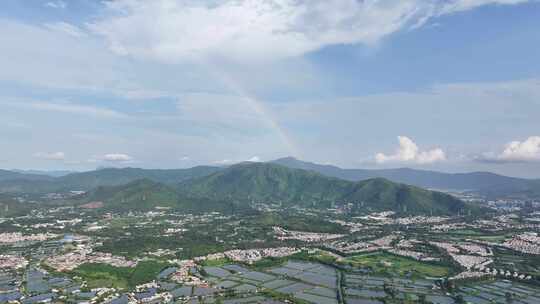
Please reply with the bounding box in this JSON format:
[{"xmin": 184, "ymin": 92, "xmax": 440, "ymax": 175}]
[{"xmin": 2, "ymin": 256, "xmax": 540, "ymax": 304}]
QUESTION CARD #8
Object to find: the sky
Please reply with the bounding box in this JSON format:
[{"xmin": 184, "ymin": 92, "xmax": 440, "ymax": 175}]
[{"xmin": 0, "ymin": 0, "xmax": 539, "ymax": 178}]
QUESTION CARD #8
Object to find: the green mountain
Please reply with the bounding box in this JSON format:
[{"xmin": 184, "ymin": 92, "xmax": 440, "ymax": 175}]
[
  {"xmin": 2, "ymin": 159, "xmax": 539, "ymax": 200},
  {"xmin": 57, "ymin": 166, "xmax": 221, "ymax": 190},
  {"xmin": 0, "ymin": 166, "xmax": 221, "ymax": 194},
  {"xmin": 80, "ymin": 179, "xmax": 181, "ymax": 211},
  {"xmin": 12, "ymin": 169, "xmax": 75, "ymax": 177},
  {"xmin": 79, "ymin": 179, "xmax": 246, "ymax": 213},
  {"xmin": 178, "ymin": 162, "xmax": 476, "ymax": 215},
  {"xmin": 272, "ymin": 157, "xmax": 540, "ymax": 199}
]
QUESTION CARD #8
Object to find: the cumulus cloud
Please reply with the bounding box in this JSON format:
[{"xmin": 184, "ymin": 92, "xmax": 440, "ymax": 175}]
[
  {"xmin": 479, "ymin": 136, "xmax": 540, "ymax": 163},
  {"xmin": 375, "ymin": 136, "xmax": 446, "ymax": 164},
  {"xmin": 102, "ymin": 153, "xmax": 133, "ymax": 162},
  {"xmin": 33, "ymin": 152, "xmax": 66, "ymax": 160},
  {"xmin": 89, "ymin": 0, "xmax": 532, "ymax": 63}
]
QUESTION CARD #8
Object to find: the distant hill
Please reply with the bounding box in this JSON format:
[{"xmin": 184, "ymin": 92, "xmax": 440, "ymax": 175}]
[
  {"xmin": 178, "ymin": 162, "xmax": 477, "ymax": 215},
  {"xmin": 0, "ymin": 166, "xmax": 221, "ymax": 194},
  {"xmin": 56, "ymin": 166, "xmax": 222, "ymax": 190},
  {"xmin": 272, "ymin": 157, "xmax": 540, "ymax": 199},
  {"xmin": 0, "ymin": 169, "xmax": 53, "ymax": 182},
  {"xmin": 2, "ymin": 159, "xmax": 539, "ymax": 200},
  {"xmin": 12, "ymin": 169, "xmax": 75, "ymax": 177}
]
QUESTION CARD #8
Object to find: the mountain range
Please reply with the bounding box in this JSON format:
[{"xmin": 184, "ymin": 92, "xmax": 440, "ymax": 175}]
[
  {"xmin": 176, "ymin": 162, "xmax": 475, "ymax": 215},
  {"xmin": 0, "ymin": 166, "xmax": 221, "ymax": 194},
  {"xmin": 71, "ymin": 162, "xmax": 478, "ymax": 215},
  {"xmin": 0, "ymin": 161, "xmax": 489, "ymax": 215},
  {"xmin": 272, "ymin": 157, "xmax": 540, "ymax": 199},
  {"xmin": 0, "ymin": 157, "xmax": 538, "ymax": 206}
]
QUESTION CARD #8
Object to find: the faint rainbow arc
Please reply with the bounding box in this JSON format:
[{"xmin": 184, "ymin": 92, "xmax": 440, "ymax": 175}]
[{"xmin": 198, "ymin": 61, "xmax": 301, "ymax": 158}]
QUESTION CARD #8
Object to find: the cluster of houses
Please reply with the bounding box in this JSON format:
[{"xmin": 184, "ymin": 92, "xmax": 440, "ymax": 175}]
[
  {"xmin": 273, "ymin": 226, "xmax": 344, "ymax": 242},
  {"xmin": 0, "ymin": 232, "xmax": 58, "ymax": 244},
  {"xmin": 502, "ymin": 232, "xmax": 540, "ymax": 255},
  {"xmin": 45, "ymin": 246, "xmax": 137, "ymax": 272}
]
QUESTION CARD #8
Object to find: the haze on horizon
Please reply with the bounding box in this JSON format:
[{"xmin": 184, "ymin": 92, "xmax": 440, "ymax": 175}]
[{"xmin": 1, "ymin": 0, "xmax": 539, "ymax": 178}]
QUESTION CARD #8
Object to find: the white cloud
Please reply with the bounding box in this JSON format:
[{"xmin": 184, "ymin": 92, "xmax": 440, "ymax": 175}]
[
  {"xmin": 45, "ymin": 1, "xmax": 66, "ymax": 9},
  {"xmin": 500, "ymin": 136, "xmax": 540, "ymax": 161},
  {"xmin": 246, "ymin": 156, "xmax": 261, "ymax": 162},
  {"xmin": 102, "ymin": 153, "xmax": 133, "ymax": 162},
  {"xmin": 180, "ymin": 156, "xmax": 190, "ymax": 161},
  {"xmin": 89, "ymin": 0, "xmax": 533, "ymax": 63},
  {"xmin": 2, "ymin": 100, "xmax": 127, "ymax": 119},
  {"xmin": 439, "ymin": 0, "xmax": 530, "ymax": 14},
  {"xmin": 213, "ymin": 159, "xmax": 234, "ymax": 165},
  {"xmin": 213, "ymin": 156, "xmax": 261, "ymax": 164},
  {"xmin": 480, "ymin": 136, "xmax": 540, "ymax": 163},
  {"xmin": 33, "ymin": 152, "xmax": 65, "ymax": 160},
  {"xmin": 0, "ymin": 18, "xmax": 127, "ymax": 91},
  {"xmin": 44, "ymin": 22, "xmax": 86, "ymax": 38},
  {"xmin": 375, "ymin": 136, "xmax": 446, "ymax": 164}
]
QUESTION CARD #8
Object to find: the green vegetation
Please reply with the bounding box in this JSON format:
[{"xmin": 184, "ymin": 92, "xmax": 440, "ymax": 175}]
[
  {"xmin": 81, "ymin": 179, "xmax": 180, "ymax": 211},
  {"xmin": 97, "ymin": 232, "xmax": 228, "ymax": 258},
  {"xmin": 0, "ymin": 198, "xmax": 33, "ymax": 217},
  {"xmin": 447, "ymin": 229, "xmax": 485, "ymax": 235},
  {"xmin": 249, "ymin": 212, "xmax": 346, "ymax": 233},
  {"xmin": 251, "ymin": 250, "xmax": 338, "ymax": 269},
  {"xmin": 0, "ymin": 162, "xmax": 482, "ymax": 216},
  {"xmin": 467, "ymin": 234, "xmax": 510, "ymax": 242},
  {"xmin": 70, "ymin": 260, "xmax": 170, "ymax": 289},
  {"xmin": 179, "ymin": 162, "xmax": 479, "ymax": 215},
  {"xmin": 343, "ymin": 252, "xmax": 452, "ymax": 278},
  {"xmin": 200, "ymin": 258, "xmax": 231, "ymax": 267}
]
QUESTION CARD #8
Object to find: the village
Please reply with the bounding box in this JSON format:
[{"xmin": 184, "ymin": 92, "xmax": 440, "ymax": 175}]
[{"xmin": 1, "ymin": 204, "xmax": 540, "ymax": 304}]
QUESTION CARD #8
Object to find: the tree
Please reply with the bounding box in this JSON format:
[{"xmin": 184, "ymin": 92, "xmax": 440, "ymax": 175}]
[{"xmin": 383, "ymin": 282, "xmax": 396, "ymax": 299}]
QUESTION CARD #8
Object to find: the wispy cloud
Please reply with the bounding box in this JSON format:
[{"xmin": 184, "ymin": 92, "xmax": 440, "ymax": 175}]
[
  {"xmin": 3, "ymin": 100, "xmax": 128, "ymax": 119},
  {"xmin": 33, "ymin": 152, "xmax": 66, "ymax": 161},
  {"xmin": 44, "ymin": 22, "xmax": 86, "ymax": 38},
  {"xmin": 213, "ymin": 159, "xmax": 234, "ymax": 165},
  {"xmin": 90, "ymin": 0, "xmax": 534, "ymax": 63},
  {"xmin": 45, "ymin": 1, "xmax": 66, "ymax": 9},
  {"xmin": 213, "ymin": 156, "xmax": 262, "ymax": 165}
]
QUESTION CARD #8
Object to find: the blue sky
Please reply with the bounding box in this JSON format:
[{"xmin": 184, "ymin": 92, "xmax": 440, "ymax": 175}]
[{"xmin": 0, "ymin": 0, "xmax": 539, "ymax": 177}]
